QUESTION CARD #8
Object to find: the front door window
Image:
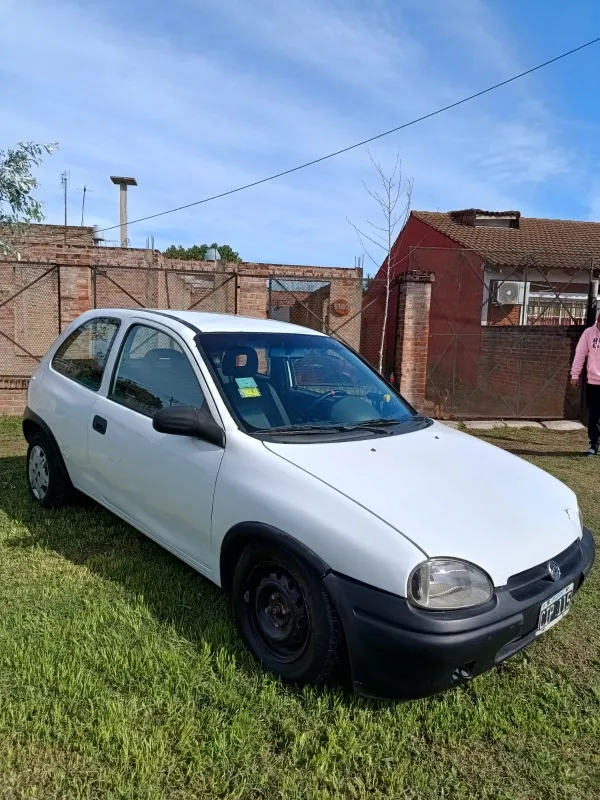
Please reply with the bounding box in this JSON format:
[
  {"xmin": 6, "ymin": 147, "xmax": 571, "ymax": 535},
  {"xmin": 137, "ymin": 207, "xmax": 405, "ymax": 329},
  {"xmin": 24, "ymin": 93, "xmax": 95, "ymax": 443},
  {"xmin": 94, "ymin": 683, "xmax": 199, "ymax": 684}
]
[{"xmin": 109, "ymin": 324, "xmax": 207, "ymax": 417}]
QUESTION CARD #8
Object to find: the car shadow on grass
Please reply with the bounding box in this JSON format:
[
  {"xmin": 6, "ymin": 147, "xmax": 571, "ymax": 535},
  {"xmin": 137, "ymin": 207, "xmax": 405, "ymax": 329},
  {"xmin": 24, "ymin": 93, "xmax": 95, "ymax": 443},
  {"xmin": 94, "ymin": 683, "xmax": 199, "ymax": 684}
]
[
  {"xmin": 0, "ymin": 454, "xmax": 253, "ymax": 657},
  {"xmin": 480, "ymin": 433, "xmax": 586, "ymax": 458},
  {"xmin": 0, "ymin": 453, "xmax": 354, "ymax": 701}
]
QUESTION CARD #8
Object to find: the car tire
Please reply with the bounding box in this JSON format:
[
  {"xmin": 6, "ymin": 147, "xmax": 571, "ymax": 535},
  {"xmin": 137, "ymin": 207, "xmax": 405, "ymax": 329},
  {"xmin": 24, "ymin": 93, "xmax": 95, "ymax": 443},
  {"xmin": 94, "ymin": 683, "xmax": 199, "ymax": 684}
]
[
  {"xmin": 232, "ymin": 542, "xmax": 343, "ymax": 685},
  {"xmin": 26, "ymin": 432, "xmax": 70, "ymax": 508}
]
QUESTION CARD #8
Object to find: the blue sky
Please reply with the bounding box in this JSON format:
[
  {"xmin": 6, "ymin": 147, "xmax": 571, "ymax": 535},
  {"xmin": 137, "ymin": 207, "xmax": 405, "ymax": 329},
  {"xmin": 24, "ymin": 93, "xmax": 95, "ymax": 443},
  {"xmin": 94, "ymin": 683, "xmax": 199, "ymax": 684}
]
[{"xmin": 2, "ymin": 0, "xmax": 600, "ymax": 271}]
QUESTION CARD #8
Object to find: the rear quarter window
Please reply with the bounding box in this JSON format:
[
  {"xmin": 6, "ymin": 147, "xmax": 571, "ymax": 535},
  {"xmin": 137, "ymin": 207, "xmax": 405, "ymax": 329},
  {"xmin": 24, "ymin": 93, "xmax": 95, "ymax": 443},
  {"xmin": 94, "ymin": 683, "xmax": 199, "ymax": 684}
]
[{"xmin": 51, "ymin": 317, "xmax": 120, "ymax": 391}]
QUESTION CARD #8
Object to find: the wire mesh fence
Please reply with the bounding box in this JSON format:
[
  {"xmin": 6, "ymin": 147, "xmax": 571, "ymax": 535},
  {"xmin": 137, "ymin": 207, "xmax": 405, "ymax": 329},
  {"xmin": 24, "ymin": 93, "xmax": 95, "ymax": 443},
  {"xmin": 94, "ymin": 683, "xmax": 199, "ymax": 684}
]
[
  {"xmin": 2, "ymin": 246, "xmax": 594, "ymax": 421},
  {"xmin": 0, "ymin": 261, "xmax": 60, "ymax": 378},
  {"xmin": 91, "ymin": 265, "xmax": 239, "ymax": 315},
  {"xmin": 267, "ymin": 275, "xmax": 363, "ymax": 351},
  {"xmin": 0, "ymin": 261, "xmax": 365, "ymax": 386},
  {"xmin": 410, "ymin": 247, "xmax": 596, "ymax": 419},
  {"xmin": 359, "ymin": 275, "xmax": 398, "ymax": 375}
]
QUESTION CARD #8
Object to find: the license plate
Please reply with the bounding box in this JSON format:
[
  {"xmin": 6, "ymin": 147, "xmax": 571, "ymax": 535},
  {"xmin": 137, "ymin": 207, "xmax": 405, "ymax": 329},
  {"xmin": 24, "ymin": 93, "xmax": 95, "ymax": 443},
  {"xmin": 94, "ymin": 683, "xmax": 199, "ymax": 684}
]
[{"xmin": 536, "ymin": 583, "xmax": 574, "ymax": 636}]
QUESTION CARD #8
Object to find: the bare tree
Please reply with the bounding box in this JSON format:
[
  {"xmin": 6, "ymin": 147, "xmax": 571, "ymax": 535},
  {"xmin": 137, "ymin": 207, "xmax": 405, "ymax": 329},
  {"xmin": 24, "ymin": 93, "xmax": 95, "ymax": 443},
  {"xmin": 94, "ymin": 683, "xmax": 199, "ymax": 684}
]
[{"xmin": 349, "ymin": 150, "xmax": 413, "ymax": 374}]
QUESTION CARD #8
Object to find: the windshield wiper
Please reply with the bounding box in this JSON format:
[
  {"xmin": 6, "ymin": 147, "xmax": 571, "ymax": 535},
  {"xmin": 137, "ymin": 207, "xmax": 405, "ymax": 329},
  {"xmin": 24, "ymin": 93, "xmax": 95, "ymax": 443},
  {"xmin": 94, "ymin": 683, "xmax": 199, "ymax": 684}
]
[
  {"xmin": 345, "ymin": 418, "xmax": 403, "ymax": 428},
  {"xmin": 335, "ymin": 418, "xmax": 405, "ymax": 435},
  {"xmin": 251, "ymin": 422, "xmax": 394, "ymax": 436},
  {"xmin": 252, "ymin": 424, "xmax": 348, "ymax": 435}
]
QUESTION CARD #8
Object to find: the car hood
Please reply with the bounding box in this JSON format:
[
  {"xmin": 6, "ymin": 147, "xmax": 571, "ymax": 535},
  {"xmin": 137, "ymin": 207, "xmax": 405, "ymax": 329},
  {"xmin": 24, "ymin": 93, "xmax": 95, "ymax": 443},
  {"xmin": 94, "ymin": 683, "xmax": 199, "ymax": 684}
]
[{"xmin": 263, "ymin": 422, "xmax": 582, "ymax": 586}]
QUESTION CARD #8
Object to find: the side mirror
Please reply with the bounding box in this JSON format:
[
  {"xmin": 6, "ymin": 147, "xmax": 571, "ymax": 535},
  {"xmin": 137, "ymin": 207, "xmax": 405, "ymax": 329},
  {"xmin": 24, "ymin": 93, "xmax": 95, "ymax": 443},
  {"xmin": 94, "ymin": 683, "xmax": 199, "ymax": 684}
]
[{"xmin": 153, "ymin": 406, "xmax": 225, "ymax": 447}]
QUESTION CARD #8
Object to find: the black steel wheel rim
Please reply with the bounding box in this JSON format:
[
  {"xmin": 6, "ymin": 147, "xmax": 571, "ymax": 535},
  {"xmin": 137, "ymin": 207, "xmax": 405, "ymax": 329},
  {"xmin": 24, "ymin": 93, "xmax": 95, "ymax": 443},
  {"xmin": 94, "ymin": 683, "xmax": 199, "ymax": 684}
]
[{"xmin": 245, "ymin": 562, "xmax": 311, "ymax": 663}]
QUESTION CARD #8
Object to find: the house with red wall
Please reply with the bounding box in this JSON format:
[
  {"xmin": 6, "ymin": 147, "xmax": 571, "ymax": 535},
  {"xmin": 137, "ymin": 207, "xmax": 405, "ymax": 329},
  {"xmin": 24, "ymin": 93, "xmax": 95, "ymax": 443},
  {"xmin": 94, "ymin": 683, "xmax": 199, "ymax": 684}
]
[{"xmin": 361, "ymin": 209, "xmax": 600, "ymax": 419}]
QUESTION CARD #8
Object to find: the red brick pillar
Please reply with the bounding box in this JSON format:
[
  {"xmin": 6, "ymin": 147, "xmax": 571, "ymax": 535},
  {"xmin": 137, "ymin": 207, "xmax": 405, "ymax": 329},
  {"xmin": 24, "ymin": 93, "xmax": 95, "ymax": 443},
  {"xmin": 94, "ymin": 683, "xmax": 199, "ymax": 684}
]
[
  {"xmin": 58, "ymin": 256, "xmax": 92, "ymax": 330},
  {"xmin": 395, "ymin": 271, "xmax": 434, "ymax": 410},
  {"xmin": 237, "ymin": 273, "xmax": 268, "ymax": 318}
]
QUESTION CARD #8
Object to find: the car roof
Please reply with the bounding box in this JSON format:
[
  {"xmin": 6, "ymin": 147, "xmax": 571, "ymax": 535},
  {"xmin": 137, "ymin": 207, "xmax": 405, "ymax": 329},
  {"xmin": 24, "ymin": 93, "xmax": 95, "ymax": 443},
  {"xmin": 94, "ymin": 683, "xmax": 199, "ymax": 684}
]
[{"xmin": 101, "ymin": 309, "xmax": 328, "ymax": 336}]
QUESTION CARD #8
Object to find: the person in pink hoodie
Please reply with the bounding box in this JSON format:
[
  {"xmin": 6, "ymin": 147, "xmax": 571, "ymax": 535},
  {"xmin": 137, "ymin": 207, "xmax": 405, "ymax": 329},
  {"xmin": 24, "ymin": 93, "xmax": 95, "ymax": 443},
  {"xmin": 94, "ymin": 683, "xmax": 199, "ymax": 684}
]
[{"xmin": 571, "ymin": 314, "xmax": 600, "ymax": 455}]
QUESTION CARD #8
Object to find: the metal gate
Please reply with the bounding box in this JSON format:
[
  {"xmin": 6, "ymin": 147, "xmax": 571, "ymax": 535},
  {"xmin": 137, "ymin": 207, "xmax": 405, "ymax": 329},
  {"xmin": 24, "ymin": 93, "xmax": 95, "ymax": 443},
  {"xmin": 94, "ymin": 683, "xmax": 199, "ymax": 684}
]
[
  {"xmin": 0, "ymin": 261, "xmax": 60, "ymax": 380},
  {"xmin": 411, "ymin": 248, "xmax": 595, "ymax": 419},
  {"xmin": 0, "ymin": 261, "xmax": 365, "ymax": 392},
  {"xmin": 267, "ymin": 275, "xmax": 363, "ymax": 351},
  {"xmin": 92, "ymin": 264, "xmax": 239, "ymax": 315}
]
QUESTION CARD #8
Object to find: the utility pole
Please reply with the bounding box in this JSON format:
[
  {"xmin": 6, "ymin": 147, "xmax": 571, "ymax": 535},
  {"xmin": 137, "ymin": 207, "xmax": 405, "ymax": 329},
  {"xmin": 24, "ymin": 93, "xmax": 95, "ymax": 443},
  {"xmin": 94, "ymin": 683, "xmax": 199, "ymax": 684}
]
[
  {"xmin": 110, "ymin": 175, "xmax": 138, "ymax": 247},
  {"xmin": 60, "ymin": 171, "xmax": 69, "ymax": 243},
  {"xmin": 79, "ymin": 185, "xmax": 87, "ymax": 226},
  {"xmin": 76, "ymin": 185, "xmax": 94, "ymax": 227}
]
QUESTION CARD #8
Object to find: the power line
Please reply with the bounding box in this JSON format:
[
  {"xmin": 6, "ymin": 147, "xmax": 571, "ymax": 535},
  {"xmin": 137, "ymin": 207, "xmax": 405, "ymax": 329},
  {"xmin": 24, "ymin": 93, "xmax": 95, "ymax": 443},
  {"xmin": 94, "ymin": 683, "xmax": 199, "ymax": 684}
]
[{"xmin": 53, "ymin": 34, "xmax": 600, "ymax": 245}]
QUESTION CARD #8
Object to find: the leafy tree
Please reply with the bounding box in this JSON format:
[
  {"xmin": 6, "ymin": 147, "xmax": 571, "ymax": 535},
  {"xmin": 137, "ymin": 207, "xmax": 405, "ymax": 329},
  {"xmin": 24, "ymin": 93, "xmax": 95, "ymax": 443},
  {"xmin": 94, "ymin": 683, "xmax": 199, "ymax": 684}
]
[
  {"xmin": 362, "ymin": 275, "xmax": 375, "ymax": 295},
  {"xmin": 0, "ymin": 141, "xmax": 58, "ymax": 254},
  {"xmin": 163, "ymin": 242, "xmax": 241, "ymax": 262}
]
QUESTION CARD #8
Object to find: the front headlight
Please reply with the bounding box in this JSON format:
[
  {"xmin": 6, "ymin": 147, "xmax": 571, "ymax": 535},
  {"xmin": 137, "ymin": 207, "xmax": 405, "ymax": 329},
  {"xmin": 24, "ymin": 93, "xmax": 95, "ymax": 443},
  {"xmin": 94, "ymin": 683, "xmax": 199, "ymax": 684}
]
[
  {"xmin": 408, "ymin": 559, "xmax": 493, "ymax": 610},
  {"xmin": 566, "ymin": 506, "xmax": 584, "ymax": 537}
]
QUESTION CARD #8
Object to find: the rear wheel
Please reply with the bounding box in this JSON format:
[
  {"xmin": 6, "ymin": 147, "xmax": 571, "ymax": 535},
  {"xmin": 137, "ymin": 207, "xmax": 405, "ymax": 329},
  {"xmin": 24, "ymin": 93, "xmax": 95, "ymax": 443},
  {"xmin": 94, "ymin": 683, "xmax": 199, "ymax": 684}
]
[
  {"xmin": 232, "ymin": 542, "xmax": 343, "ymax": 685},
  {"xmin": 26, "ymin": 432, "xmax": 70, "ymax": 508}
]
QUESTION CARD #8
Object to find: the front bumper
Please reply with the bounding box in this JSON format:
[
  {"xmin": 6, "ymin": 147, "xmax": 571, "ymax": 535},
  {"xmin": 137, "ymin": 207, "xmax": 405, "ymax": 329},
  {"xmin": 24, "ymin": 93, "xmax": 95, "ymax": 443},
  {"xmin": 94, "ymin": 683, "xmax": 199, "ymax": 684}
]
[{"xmin": 324, "ymin": 528, "xmax": 595, "ymax": 700}]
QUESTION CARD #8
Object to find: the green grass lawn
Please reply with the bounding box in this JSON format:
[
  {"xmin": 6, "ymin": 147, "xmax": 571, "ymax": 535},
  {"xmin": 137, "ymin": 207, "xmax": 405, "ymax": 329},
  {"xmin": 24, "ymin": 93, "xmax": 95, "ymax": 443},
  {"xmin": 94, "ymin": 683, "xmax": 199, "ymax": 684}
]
[{"xmin": 0, "ymin": 417, "xmax": 598, "ymax": 799}]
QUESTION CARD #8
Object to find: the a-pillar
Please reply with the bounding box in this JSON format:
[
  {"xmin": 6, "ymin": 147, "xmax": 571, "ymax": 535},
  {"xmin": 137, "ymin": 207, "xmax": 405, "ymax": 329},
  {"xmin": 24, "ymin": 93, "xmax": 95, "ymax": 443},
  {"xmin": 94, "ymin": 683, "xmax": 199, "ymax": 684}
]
[{"xmin": 395, "ymin": 270, "xmax": 434, "ymax": 410}]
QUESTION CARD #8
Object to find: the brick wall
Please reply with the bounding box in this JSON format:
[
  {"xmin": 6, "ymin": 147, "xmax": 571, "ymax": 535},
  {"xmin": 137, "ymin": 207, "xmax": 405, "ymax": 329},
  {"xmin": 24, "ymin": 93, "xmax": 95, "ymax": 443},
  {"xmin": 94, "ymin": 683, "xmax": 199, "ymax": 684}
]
[
  {"xmin": 328, "ymin": 277, "xmax": 363, "ymax": 350},
  {"xmin": 478, "ymin": 325, "xmax": 583, "ymax": 419},
  {"xmin": 487, "ymin": 303, "xmax": 521, "ymax": 325},
  {"xmin": 0, "ymin": 262, "xmax": 62, "ymax": 378},
  {"xmin": 0, "ymin": 378, "xmax": 28, "ymax": 416},
  {"xmin": 0, "ymin": 224, "xmax": 94, "ymax": 253},
  {"xmin": 0, "ymin": 226, "xmax": 363, "ymax": 414}
]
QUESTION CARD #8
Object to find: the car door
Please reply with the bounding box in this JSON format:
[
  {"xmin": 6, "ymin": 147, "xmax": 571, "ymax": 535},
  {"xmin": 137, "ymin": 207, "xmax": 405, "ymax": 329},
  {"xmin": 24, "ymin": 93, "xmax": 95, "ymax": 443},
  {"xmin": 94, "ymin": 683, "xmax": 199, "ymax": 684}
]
[
  {"xmin": 88, "ymin": 321, "xmax": 225, "ymax": 575},
  {"xmin": 38, "ymin": 315, "xmax": 121, "ymax": 495}
]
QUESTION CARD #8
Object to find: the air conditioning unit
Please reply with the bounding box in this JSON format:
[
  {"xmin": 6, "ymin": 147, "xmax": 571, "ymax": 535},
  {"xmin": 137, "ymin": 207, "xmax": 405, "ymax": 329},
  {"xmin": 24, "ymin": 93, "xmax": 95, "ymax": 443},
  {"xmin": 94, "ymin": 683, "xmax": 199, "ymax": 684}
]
[{"xmin": 494, "ymin": 280, "xmax": 525, "ymax": 305}]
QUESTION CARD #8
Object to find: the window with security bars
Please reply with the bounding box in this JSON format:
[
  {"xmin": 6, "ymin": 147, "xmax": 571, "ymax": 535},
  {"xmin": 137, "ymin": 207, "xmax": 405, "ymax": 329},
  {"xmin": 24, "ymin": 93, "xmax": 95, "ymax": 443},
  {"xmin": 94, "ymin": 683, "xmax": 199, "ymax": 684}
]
[{"xmin": 527, "ymin": 299, "xmax": 587, "ymax": 326}]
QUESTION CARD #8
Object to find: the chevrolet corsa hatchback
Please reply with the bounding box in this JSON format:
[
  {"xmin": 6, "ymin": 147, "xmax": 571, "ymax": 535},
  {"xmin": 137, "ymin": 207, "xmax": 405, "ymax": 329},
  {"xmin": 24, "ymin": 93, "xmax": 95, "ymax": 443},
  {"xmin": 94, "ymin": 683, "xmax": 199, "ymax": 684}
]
[{"xmin": 23, "ymin": 309, "xmax": 595, "ymax": 699}]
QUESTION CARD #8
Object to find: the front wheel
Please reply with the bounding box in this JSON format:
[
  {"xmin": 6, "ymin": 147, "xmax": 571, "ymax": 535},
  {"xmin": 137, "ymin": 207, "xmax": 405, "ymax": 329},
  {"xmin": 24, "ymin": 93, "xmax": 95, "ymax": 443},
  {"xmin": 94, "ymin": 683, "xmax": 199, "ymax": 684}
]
[{"xmin": 231, "ymin": 543, "xmax": 343, "ymax": 685}]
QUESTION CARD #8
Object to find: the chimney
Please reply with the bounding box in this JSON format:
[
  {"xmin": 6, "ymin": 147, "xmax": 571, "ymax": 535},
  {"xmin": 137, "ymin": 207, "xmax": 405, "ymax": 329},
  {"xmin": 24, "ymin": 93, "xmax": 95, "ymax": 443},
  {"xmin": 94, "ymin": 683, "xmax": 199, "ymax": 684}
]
[{"xmin": 110, "ymin": 176, "xmax": 138, "ymax": 246}]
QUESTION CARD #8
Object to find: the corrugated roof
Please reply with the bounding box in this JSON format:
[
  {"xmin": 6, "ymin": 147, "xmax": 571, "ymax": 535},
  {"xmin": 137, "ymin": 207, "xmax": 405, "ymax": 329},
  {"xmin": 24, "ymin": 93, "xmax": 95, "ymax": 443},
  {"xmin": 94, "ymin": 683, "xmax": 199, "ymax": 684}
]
[
  {"xmin": 270, "ymin": 279, "xmax": 329, "ymax": 292},
  {"xmin": 413, "ymin": 210, "xmax": 600, "ymax": 270}
]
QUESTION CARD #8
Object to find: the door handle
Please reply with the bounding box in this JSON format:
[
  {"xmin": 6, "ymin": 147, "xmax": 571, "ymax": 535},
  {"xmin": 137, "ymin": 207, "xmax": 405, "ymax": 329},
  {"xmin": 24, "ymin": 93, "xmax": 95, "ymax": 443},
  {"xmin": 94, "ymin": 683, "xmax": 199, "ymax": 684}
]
[{"xmin": 92, "ymin": 415, "xmax": 107, "ymax": 435}]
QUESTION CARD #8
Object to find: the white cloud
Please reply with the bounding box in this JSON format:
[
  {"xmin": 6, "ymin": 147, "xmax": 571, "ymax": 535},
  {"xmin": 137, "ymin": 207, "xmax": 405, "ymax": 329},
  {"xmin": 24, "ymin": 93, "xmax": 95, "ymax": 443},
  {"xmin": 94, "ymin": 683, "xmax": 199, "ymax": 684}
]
[
  {"xmin": 0, "ymin": 0, "xmax": 589, "ymax": 268},
  {"xmin": 587, "ymin": 187, "xmax": 600, "ymax": 222}
]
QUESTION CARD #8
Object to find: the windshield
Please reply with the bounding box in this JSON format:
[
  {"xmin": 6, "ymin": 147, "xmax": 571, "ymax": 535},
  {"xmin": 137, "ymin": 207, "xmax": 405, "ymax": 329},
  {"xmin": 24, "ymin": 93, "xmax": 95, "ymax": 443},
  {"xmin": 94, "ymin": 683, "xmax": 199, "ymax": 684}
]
[{"xmin": 199, "ymin": 332, "xmax": 417, "ymax": 435}]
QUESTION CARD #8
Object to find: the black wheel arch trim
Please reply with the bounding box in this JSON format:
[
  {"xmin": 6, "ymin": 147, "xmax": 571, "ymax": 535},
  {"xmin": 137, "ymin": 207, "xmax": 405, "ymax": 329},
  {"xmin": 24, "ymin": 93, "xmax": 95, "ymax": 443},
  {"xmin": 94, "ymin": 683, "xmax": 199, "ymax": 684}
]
[
  {"xmin": 22, "ymin": 407, "xmax": 73, "ymax": 485},
  {"xmin": 220, "ymin": 522, "xmax": 331, "ymax": 593}
]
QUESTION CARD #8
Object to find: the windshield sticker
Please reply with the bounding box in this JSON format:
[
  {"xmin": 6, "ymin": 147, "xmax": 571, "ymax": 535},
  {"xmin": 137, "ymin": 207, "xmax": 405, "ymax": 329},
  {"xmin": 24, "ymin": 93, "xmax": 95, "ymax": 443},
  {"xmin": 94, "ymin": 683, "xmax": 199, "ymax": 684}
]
[{"xmin": 235, "ymin": 376, "xmax": 261, "ymax": 398}]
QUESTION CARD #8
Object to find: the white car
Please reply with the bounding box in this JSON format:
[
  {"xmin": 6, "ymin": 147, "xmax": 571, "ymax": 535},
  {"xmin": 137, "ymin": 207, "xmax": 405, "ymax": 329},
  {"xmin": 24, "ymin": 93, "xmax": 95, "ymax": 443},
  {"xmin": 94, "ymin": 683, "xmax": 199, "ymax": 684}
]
[{"xmin": 23, "ymin": 309, "xmax": 595, "ymax": 699}]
